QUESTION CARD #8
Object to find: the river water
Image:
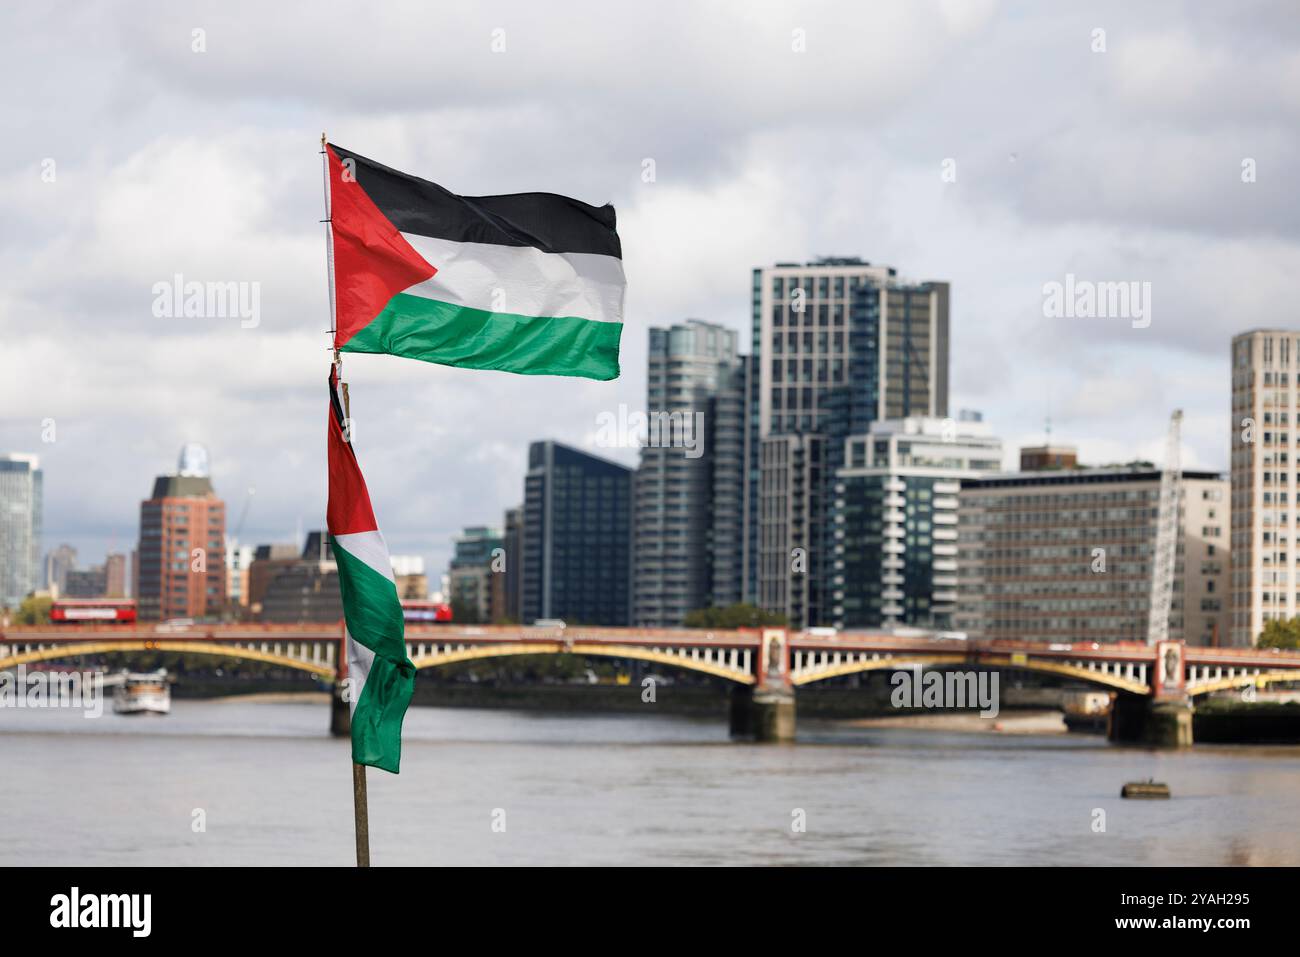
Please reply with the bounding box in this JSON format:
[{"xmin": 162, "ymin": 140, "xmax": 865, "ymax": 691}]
[{"xmin": 2, "ymin": 699, "xmax": 1298, "ymax": 866}]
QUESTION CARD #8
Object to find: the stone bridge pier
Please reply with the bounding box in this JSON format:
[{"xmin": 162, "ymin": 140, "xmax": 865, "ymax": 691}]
[
  {"xmin": 1108, "ymin": 692, "xmax": 1193, "ymax": 747},
  {"xmin": 1107, "ymin": 640, "xmax": 1193, "ymax": 748},
  {"xmin": 729, "ymin": 629, "xmax": 796, "ymax": 743}
]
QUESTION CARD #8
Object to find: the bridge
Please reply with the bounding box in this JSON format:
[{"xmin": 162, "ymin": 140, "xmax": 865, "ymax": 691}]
[{"xmin": 4, "ymin": 624, "xmax": 1300, "ymax": 746}]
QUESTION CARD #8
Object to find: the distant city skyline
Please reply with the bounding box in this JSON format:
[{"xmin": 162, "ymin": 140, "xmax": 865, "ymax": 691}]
[{"xmin": 4, "ymin": 318, "xmax": 1273, "ymax": 591}]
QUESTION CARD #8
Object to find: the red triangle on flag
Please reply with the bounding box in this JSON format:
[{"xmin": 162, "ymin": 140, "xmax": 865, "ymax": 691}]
[{"xmin": 327, "ymin": 144, "xmax": 437, "ymax": 350}]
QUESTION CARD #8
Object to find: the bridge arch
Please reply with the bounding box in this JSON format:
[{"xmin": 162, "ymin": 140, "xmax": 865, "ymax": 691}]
[
  {"xmin": 410, "ymin": 641, "xmax": 757, "ymax": 685},
  {"xmin": 0, "ymin": 641, "xmax": 334, "ymax": 680},
  {"xmin": 792, "ymin": 652, "xmax": 1150, "ymax": 695}
]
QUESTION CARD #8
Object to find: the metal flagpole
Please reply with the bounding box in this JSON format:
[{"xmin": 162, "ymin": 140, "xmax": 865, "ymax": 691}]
[
  {"xmin": 321, "ymin": 132, "xmax": 337, "ymax": 356},
  {"xmin": 321, "ymin": 131, "xmax": 371, "ymax": 868}
]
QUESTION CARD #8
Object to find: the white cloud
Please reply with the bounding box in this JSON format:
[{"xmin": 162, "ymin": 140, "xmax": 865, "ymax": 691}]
[{"xmin": 0, "ymin": 0, "xmax": 1296, "ymax": 579}]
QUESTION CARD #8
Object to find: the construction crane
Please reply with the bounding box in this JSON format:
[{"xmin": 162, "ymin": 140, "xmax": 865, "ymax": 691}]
[
  {"xmin": 1146, "ymin": 410, "xmax": 1183, "ymax": 646},
  {"xmin": 224, "ymin": 487, "xmax": 255, "ymax": 559},
  {"xmin": 232, "ymin": 486, "xmax": 255, "ymax": 541}
]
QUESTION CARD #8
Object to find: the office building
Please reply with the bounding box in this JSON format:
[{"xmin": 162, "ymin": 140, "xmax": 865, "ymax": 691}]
[
  {"xmin": 44, "ymin": 544, "xmax": 77, "ymax": 597},
  {"xmin": 1020, "ymin": 444, "xmax": 1078, "ymax": 471},
  {"xmin": 259, "ymin": 564, "xmax": 342, "ymax": 622},
  {"xmin": 711, "ymin": 355, "xmax": 751, "ymax": 607},
  {"xmin": 104, "ymin": 553, "xmax": 127, "ymax": 598},
  {"xmin": 226, "ymin": 542, "xmax": 256, "ymax": 608},
  {"xmin": 448, "ymin": 526, "xmax": 503, "ymax": 623},
  {"xmin": 256, "ymin": 538, "xmax": 340, "ymax": 629},
  {"xmin": 502, "ymin": 505, "xmax": 524, "ymax": 622},
  {"xmin": 521, "ymin": 441, "xmax": 632, "ymax": 625},
  {"xmin": 253, "ymin": 534, "xmax": 425, "ymax": 622},
  {"xmin": 136, "ymin": 445, "xmax": 226, "ymax": 620},
  {"xmin": 391, "ymin": 555, "xmax": 429, "ymax": 601},
  {"xmin": 246, "ymin": 543, "xmax": 301, "ymax": 614},
  {"xmin": 0, "ymin": 453, "xmax": 42, "ymax": 609},
  {"xmin": 957, "ymin": 468, "xmax": 1230, "ymax": 645},
  {"xmin": 757, "ymin": 431, "xmax": 826, "ymax": 627},
  {"xmin": 61, "ymin": 553, "xmax": 128, "ymax": 600},
  {"xmin": 64, "ymin": 566, "xmax": 108, "ymax": 598}
]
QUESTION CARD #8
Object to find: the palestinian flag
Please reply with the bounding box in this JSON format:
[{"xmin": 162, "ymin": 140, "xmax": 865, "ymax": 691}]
[
  {"xmin": 327, "ymin": 365, "xmax": 415, "ymax": 773},
  {"xmin": 325, "ymin": 142, "xmax": 624, "ymax": 380}
]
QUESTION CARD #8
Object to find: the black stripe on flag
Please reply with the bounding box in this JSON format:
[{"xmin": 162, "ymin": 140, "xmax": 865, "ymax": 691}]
[{"xmin": 330, "ymin": 143, "xmax": 621, "ymax": 259}]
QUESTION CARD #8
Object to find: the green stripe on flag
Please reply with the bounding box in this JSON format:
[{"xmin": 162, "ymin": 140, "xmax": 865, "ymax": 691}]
[
  {"xmin": 332, "ymin": 535, "xmax": 414, "ymax": 773},
  {"xmin": 341, "ymin": 291, "xmax": 622, "ymax": 380}
]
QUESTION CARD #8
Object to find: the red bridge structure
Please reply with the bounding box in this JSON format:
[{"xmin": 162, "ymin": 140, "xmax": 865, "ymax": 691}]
[{"xmin": 4, "ymin": 624, "xmax": 1300, "ymax": 746}]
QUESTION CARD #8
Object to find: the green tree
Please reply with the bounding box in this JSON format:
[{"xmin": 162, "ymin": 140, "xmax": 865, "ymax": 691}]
[
  {"xmin": 682, "ymin": 603, "xmax": 786, "ymax": 629},
  {"xmin": 1093, "ymin": 460, "xmax": 1155, "ymax": 470},
  {"xmin": 14, "ymin": 594, "xmax": 53, "ymax": 625},
  {"xmin": 1257, "ymin": 617, "xmax": 1300, "ymax": 650},
  {"xmin": 449, "ymin": 597, "xmax": 481, "ymax": 625}
]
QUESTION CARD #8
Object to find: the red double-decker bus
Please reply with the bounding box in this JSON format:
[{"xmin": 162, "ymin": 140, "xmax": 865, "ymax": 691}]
[
  {"xmin": 50, "ymin": 598, "xmax": 138, "ymax": 624},
  {"xmin": 400, "ymin": 600, "xmax": 452, "ymax": 624}
]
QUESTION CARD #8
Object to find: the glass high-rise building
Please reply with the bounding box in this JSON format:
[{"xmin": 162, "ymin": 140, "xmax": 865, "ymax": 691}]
[
  {"xmin": 521, "ymin": 441, "xmax": 632, "ymax": 626},
  {"xmin": 502, "ymin": 505, "xmax": 524, "ymax": 623},
  {"xmin": 746, "ymin": 258, "xmax": 951, "ymax": 628},
  {"xmin": 754, "ymin": 259, "xmax": 948, "ymax": 438},
  {"xmin": 711, "ymin": 355, "xmax": 750, "ymax": 608},
  {"xmin": 0, "ymin": 453, "xmax": 43, "ymax": 609},
  {"xmin": 633, "ymin": 319, "xmax": 744, "ymax": 626}
]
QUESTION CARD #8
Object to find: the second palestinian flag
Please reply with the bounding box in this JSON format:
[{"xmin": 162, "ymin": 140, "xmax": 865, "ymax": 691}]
[
  {"xmin": 328, "ymin": 365, "xmax": 415, "ymax": 773},
  {"xmin": 326, "ymin": 142, "xmax": 624, "ymax": 381}
]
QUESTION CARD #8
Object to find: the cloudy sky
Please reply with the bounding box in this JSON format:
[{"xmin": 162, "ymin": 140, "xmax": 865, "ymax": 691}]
[{"xmin": 2, "ymin": 0, "xmax": 1297, "ymax": 582}]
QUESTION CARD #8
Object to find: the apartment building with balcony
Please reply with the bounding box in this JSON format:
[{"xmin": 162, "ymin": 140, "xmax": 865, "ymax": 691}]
[{"xmin": 833, "ymin": 417, "xmax": 1001, "ymax": 629}]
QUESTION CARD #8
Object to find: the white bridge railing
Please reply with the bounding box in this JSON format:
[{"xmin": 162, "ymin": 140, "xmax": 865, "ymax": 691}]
[{"xmin": 790, "ymin": 648, "xmax": 1152, "ymax": 691}]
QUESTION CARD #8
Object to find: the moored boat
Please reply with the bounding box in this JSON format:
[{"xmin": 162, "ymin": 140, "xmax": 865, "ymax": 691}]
[
  {"xmin": 113, "ymin": 669, "xmax": 171, "ymax": 715},
  {"xmin": 1121, "ymin": 779, "xmax": 1171, "ymax": 799}
]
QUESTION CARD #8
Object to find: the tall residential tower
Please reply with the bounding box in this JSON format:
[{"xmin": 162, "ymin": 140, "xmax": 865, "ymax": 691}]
[
  {"xmin": 136, "ymin": 445, "xmax": 226, "ymax": 621},
  {"xmin": 834, "ymin": 417, "xmax": 1002, "ymax": 629},
  {"xmin": 632, "ymin": 319, "xmax": 745, "ymax": 626},
  {"xmin": 1231, "ymin": 329, "xmax": 1300, "ymax": 645},
  {"xmin": 0, "ymin": 454, "xmax": 43, "ymax": 609},
  {"xmin": 747, "ymin": 258, "xmax": 951, "ymax": 627}
]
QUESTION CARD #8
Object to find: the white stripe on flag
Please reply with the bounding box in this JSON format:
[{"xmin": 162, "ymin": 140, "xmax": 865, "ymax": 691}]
[
  {"xmin": 346, "ymin": 627, "xmax": 375, "ymax": 716},
  {"xmin": 332, "ymin": 530, "xmax": 396, "ymax": 582},
  {"xmin": 401, "ymin": 233, "xmax": 625, "ymax": 323},
  {"xmin": 334, "ymin": 530, "xmax": 394, "ymax": 715}
]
